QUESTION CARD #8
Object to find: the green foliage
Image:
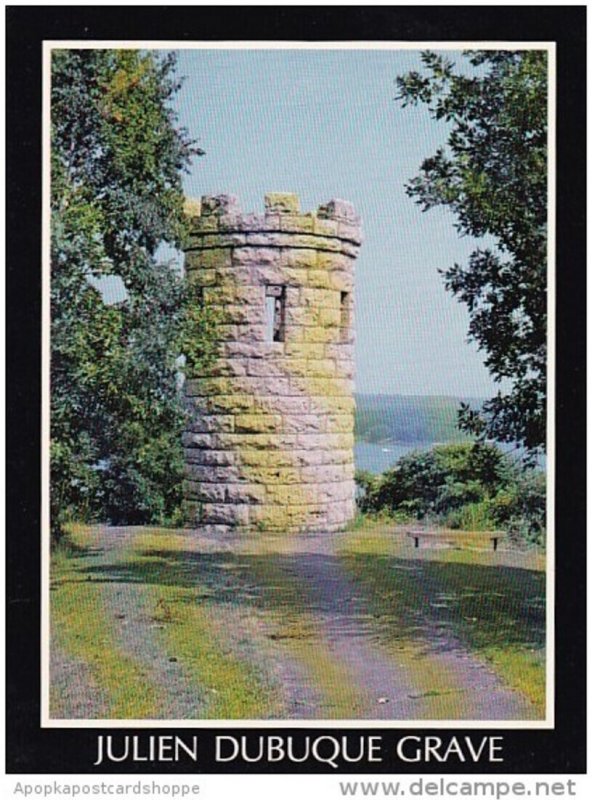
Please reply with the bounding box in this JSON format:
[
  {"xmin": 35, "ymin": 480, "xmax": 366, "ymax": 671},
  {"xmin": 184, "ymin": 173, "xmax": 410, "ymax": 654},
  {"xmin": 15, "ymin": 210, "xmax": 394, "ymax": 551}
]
[
  {"xmin": 51, "ymin": 49, "xmax": 208, "ymax": 536},
  {"xmin": 396, "ymin": 51, "xmax": 547, "ymax": 456},
  {"xmin": 488, "ymin": 469, "xmax": 546, "ymax": 544},
  {"xmin": 356, "ymin": 442, "xmax": 545, "ymax": 543},
  {"xmin": 357, "ymin": 442, "xmax": 509, "ymax": 516}
]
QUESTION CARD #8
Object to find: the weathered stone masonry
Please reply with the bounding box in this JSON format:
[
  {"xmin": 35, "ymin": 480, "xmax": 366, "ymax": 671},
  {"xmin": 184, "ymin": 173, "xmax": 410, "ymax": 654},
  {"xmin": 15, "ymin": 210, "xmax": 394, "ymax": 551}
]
[{"xmin": 182, "ymin": 193, "xmax": 362, "ymax": 533}]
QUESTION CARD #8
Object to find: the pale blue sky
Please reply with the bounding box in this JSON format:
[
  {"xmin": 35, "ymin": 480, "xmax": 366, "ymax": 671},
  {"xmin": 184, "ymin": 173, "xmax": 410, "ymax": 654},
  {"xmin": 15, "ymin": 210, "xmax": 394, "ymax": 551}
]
[{"xmin": 172, "ymin": 47, "xmax": 497, "ymax": 397}]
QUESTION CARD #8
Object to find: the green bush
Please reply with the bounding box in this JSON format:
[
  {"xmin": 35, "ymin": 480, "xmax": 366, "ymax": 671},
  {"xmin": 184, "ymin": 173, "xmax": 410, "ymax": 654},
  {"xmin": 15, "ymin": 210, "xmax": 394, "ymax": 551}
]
[
  {"xmin": 355, "ymin": 442, "xmax": 545, "ymax": 544},
  {"xmin": 356, "ymin": 443, "xmax": 508, "ymax": 517},
  {"xmin": 489, "ymin": 470, "xmax": 546, "ymax": 544}
]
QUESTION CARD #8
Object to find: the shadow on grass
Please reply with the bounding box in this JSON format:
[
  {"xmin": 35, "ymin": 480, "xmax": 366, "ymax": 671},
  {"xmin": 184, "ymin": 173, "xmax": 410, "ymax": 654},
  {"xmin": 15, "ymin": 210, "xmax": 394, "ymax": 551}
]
[
  {"xmin": 340, "ymin": 553, "xmax": 545, "ymax": 655},
  {"xmin": 67, "ymin": 545, "xmax": 545, "ymax": 658}
]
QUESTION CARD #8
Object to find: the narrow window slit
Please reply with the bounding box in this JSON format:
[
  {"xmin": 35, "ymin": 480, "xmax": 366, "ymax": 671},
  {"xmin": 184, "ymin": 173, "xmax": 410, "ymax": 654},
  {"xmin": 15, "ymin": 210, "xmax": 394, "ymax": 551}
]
[
  {"xmin": 340, "ymin": 291, "xmax": 351, "ymax": 342},
  {"xmin": 265, "ymin": 285, "xmax": 286, "ymax": 342}
]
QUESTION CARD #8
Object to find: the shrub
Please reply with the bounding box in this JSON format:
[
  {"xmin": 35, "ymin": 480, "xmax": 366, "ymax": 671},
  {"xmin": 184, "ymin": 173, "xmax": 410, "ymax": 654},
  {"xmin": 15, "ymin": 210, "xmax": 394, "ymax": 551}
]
[{"xmin": 355, "ymin": 442, "xmax": 545, "ymax": 544}]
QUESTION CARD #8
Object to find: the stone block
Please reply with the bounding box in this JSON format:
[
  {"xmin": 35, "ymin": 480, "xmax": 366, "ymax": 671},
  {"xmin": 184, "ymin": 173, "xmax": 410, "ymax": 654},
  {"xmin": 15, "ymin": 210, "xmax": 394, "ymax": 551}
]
[
  {"xmin": 185, "ymin": 376, "xmax": 232, "ymax": 396},
  {"xmin": 206, "ymin": 394, "xmax": 254, "ymax": 413},
  {"xmin": 186, "ymin": 270, "xmax": 218, "ymax": 287},
  {"xmin": 204, "ymin": 285, "xmax": 263, "ymax": 306},
  {"xmin": 279, "ymin": 214, "xmax": 314, "ymax": 233},
  {"xmin": 291, "ymin": 449, "xmax": 332, "ymax": 466},
  {"xmin": 264, "ymin": 193, "xmax": 300, "ymax": 214},
  {"xmin": 305, "ymin": 358, "xmax": 337, "ymax": 377},
  {"xmin": 289, "ymin": 234, "xmax": 342, "ymax": 252},
  {"xmin": 291, "ymin": 376, "xmax": 351, "ymax": 397},
  {"xmin": 232, "ymin": 247, "xmax": 281, "ymax": 267},
  {"xmin": 257, "ymin": 396, "xmax": 309, "ymax": 415},
  {"xmin": 335, "ymin": 360, "xmax": 355, "ymax": 379},
  {"xmin": 317, "ymin": 198, "xmax": 358, "ymax": 223},
  {"xmin": 285, "ymin": 306, "xmax": 316, "ymax": 326},
  {"xmin": 223, "ymin": 305, "xmax": 266, "ymax": 326},
  {"xmin": 304, "ymin": 270, "xmax": 333, "ymax": 289},
  {"xmin": 249, "ymin": 505, "xmax": 308, "ymax": 529},
  {"xmin": 224, "ymin": 483, "xmax": 267, "ymax": 504},
  {"xmin": 245, "ymin": 466, "xmax": 302, "ymax": 485},
  {"xmin": 266, "ymin": 484, "xmax": 309, "ymax": 505},
  {"xmin": 278, "ymin": 358, "xmax": 309, "ymax": 377},
  {"xmin": 246, "ymin": 359, "xmax": 288, "ymax": 377},
  {"xmin": 325, "ymin": 414, "xmax": 354, "ymax": 433},
  {"xmin": 316, "ymin": 252, "xmax": 347, "ymax": 271},
  {"xmin": 238, "ymin": 432, "xmax": 297, "ymax": 450},
  {"xmin": 207, "ymin": 358, "xmax": 248, "ymax": 378},
  {"xmin": 234, "ymin": 413, "xmax": 283, "ymax": 433},
  {"xmin": 325, "ymin": 343, "xmax": 355, "ymax": 361},
  {"xmin": 183, "ymin": 196, "xmax": 202, "ymax": 218},
  {"xmin": 250, "ymin": 265, "xmax": 294, "ymax": 287},
  {"xmin": 300, "ymin": 287, "xmax": 339, "ymax": 308},
  {"xmin": 223, "ymin": 342, "xmax": 274, "ymax": 359},
  {"xmin": 280, "ymin": 248, "xmax": 318, "ymax": 269},
  {"xmin": 184, "ymin": 481, "xmax": 227, "ymax": 503},
  {"xmin": 233, "ymin": 324, "xmax": 268, "ymax": 343},
  {"xmin": 202, "ymin": 503, "xmax": 249, "ymax": 525},
  {"xmin": 240, "ymin": 449, "xmax": 293, "ymax": 468},
  {"xmin": 338, "ymin": 222, "xmax": 363, "ymax": 244},
  {"xmin": 186, "ymin": 414, "xmax": 235, "ymax": 433},
  {"xmin": 201, "ymin": 194, "xmax": 240, "ymax": 216},
  {"xmin": 302, "ymin": 325, "xmax": 340, "ymax": 344},
  {"xmin": 282, "ymin": 414, "xmax": 326, "ymax": 434},
  {"xmin": 217, "ymin": 213, "xmax": 246, "ymax": 232},
  {"xmin": 183, "ymin": 449, "xmax": 236, "ymax": 467},
  {"xmin": 340, "ymin": 242, "xmax": 361, "ymax": 258},
  {"xmin": 182, "ymin": 432, "xmax": 215, "ymax": 449},
  {"xmin": 185, "ymin": 249, "xmax": 232, "ymax": 271},
  {"xmin": 313, "ymin": 216, "xmax": 340, "ymax": 237},
  {"xmin": 243, "ymin": 232, "xmax": 285, "ymax": 247},
  {"xmin": 284, "ymin": 342, "xmax": 326, "ymax": 360},
  {"xmin": 300, "ymin": 465, "xmax": 347, "ymax": 484},
  {"xmin": 184, "ymin": 464, "xmax": 243, "ymax": 483},
  {"xmin": 297, "ymin": 432, "xmax": 354, "ymax": 450},
  {"xmin": 258, "ymin": 377, "xmax": 292, "ymax": 396},
  {"xmin": 315, "ymin": 482, "xmax": 355, "ymax": 503},
  {"xmin": 318, "ymin": 308, "xmax": 341, "ymax": 328},
  {"xmin": 328, "ymin": 270, "xmax": 355, "ymax": 292}
]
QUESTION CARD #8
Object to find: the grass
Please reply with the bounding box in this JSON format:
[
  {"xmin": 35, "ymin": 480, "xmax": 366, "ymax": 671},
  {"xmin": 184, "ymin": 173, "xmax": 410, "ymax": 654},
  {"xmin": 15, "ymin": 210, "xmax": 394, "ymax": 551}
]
[
  {"xmin": 336, "ymin": 519, "xmax": 546, "ymax": 714},
  {"xmin": 131, "ymin": 531, "xmax": 391, "ymax": 718},
  {"xmin": 51, "ymin": 526, "xmax": 283, "ymax": 719},
  {"xmin": 128, "ymin": 531, "xmax": 283, "ymax": 719},
  {"xmin": 51, "ymin": 520, "xmax": 546, "ymax": 720},
  {"xmin": 50, "ymin": 528, "xmax": 163, "ymax": 718}
]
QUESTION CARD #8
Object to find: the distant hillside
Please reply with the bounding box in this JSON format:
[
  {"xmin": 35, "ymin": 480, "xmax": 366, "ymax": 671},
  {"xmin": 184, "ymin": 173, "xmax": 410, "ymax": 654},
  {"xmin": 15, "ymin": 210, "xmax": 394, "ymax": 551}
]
[{"xmin": 354, "ymin": 394, "xmax": 484, "ymax": 445}]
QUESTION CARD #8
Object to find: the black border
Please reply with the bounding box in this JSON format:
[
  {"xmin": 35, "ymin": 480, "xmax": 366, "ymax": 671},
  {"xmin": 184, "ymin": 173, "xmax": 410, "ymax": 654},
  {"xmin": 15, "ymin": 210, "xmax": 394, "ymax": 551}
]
[{"xmin": 5, "ymin": 5, "xmax": 587, "ymax": 774}]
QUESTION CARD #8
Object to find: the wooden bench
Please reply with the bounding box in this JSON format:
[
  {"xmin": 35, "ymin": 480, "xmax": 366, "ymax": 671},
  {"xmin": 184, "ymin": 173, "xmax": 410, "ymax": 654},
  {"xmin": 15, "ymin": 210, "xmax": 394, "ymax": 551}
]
[{"xmin": 405, "ymin": 529, "xmax": 505, "ymax": 551}]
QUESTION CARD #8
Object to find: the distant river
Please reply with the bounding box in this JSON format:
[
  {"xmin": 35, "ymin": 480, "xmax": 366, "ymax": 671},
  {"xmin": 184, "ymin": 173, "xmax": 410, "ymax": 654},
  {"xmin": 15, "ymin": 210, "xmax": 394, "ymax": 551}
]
[
  {"xmin": 354, "ymin": 441, "xmax": 432, "ymax": 474},
  {"xmin": 354, "ymin": 440, "xmax": 546, "ymax": 474}
]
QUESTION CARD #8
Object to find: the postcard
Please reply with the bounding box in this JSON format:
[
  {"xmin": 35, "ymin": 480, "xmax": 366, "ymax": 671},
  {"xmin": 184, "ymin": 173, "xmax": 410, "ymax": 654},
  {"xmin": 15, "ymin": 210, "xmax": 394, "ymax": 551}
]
[{"xmin": 4, "ymin": 5, "xmax": 586, "ymax": 788}]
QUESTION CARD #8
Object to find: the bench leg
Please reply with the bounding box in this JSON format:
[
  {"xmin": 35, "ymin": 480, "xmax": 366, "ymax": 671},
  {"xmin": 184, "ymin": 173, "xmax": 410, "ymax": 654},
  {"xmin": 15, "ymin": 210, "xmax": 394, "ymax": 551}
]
[
  {"xmin": 492, "ymin": 537, "xmax": 499, "ymax": 552},
  {"xmin": 414, "ymin": 536, "xmax": 419, "ymax": 548}
]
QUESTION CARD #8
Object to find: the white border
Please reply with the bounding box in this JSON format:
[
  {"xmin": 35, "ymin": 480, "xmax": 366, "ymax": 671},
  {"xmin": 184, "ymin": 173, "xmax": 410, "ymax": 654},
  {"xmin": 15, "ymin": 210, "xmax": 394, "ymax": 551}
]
[{"xmin": 41, "ymin": 39, "xmax": 556, "ymax": 731}]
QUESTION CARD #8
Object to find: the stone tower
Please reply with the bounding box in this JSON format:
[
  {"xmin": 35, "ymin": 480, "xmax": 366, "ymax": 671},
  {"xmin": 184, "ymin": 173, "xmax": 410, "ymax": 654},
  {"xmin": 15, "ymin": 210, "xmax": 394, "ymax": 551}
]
[{"xmin": 182, "ymin": 193, "xmax": 361, "ymax": 533}]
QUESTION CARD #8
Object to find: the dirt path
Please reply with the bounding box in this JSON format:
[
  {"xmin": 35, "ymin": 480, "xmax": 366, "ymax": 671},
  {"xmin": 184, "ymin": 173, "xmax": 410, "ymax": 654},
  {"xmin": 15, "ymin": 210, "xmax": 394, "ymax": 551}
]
[
  {"xmin": 52, "ymin": 525, "xmax": 539, "ymax": 721},
  {"xmin": 282, "ymin": 532, "xmax": 538, "ymax": 720}
]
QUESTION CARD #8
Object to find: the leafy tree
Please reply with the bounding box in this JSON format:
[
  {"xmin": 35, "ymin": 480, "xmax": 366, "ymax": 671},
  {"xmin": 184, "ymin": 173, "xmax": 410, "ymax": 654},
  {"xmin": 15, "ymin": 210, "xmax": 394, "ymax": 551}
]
[
  {"xmin": 396, "ymin": 51, "xmax": 547, "ymax": 456},
  {"xmin": 51, "ymin": 49, "xmax": 211, "ymax": 537}
]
